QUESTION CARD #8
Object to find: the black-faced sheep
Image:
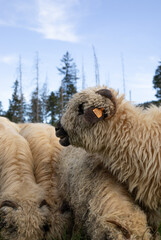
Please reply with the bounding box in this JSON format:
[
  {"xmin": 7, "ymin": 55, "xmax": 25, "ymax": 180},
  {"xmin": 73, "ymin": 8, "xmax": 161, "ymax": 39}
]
[
  {"xmin": 0, "ymin": 121, "xmax": 51, "ymax": 240},
  {"xmin": 58, "ymin": 145, "xmax": 152, "ymax": 240},
  {"xmin": 56, "ymin": 86, "xmax": 161, "ymax": 233},
  {"xmin": 19, "ymin": 123, "xmax": 72, "ymax": 239}
]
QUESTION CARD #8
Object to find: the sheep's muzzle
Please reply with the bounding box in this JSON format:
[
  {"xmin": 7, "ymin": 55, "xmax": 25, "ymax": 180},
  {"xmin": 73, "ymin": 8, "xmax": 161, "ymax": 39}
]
[{"xmin": 56, "ymin": 122, "xmax": 70, "ymax": 147}]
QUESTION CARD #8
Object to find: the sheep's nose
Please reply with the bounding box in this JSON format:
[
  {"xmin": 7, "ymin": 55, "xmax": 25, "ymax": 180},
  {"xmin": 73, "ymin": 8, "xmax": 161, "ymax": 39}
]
[
  {"xmin": 55, "ymin": 122, "xmax": 70, "ymax": 147},
  {"xmin": 56, "ymin": 122, "xmax": 68, "ymax": 138}
]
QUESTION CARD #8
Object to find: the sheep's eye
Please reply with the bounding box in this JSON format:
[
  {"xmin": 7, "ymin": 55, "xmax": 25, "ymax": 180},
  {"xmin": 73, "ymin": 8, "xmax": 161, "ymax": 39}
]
[
  {"xmin": 78, "ymin": 104, "xmax": 84, "ymax": 115},
  {"xmin": 39, "ymin": 200, "xmax": 50, "ymax": 209}
]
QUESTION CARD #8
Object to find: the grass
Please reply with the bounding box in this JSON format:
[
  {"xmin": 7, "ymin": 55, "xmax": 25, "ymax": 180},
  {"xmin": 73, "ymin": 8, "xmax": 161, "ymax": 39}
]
[
  {"xmin": 158, "ymin": 224, "xmax": 161, "ymax": 236},
  {"xmin": 60, "ymin": 227, "xmax": 90, "ymax": 240}
]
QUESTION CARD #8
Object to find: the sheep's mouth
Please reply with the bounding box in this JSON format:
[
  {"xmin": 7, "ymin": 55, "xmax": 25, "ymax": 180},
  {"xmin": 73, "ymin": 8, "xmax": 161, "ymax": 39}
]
[{"xmin": 56, "ymin": 122, "xmax": 70, "ymax": 147}]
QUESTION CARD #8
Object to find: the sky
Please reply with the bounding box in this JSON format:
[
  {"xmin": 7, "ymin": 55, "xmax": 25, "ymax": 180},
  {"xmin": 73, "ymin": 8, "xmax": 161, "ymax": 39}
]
[{"xmin": 0, "ymin": 0, "xmax": 161, "ymax": 110}]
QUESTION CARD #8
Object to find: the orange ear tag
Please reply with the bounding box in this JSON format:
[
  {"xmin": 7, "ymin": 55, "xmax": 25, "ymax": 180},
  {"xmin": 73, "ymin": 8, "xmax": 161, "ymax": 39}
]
[{"xmin": 93, "ymin": 108, "xmax": 104, "ymax": 118}]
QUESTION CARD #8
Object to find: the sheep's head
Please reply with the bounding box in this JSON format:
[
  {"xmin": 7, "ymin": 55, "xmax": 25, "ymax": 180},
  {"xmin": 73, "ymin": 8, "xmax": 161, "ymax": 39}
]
[
  {"xmin": 56, "ymin": 87, "xmax": 117, "ymax": 153},
  {"xmin": 0, "ymin": 198, "xmax": 51, "ymax": 240}
]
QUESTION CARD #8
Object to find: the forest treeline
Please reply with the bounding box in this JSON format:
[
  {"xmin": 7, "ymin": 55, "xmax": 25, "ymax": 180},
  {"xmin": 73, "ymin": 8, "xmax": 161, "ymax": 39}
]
[
  {"xmin": 0, "ymin": 52, "xmax": 161, "ymax": 125},
  {"xmin": 0, "ymin": 51, "xmax": 79, "ymax": 126}
]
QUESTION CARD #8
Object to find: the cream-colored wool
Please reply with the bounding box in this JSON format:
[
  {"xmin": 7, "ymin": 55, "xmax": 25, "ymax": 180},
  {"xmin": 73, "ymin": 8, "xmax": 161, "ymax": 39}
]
[
  {"xmin": 58, "ymin": 146, "xmax": 152, "ymax": 240},
  {"xmin": 58, "ymin": 86, "xmax": 161, "ymax": 231},
  {"xmin": 0, "ymin": 116, "xmax": 20, "ymax": 132},
  {"xmin": 19, "ymin": 123, "xmax": 72, "ymax": 239},
  {"xmin": 0, "ymin": 122, "xmax": 50, "ymax": 240}
]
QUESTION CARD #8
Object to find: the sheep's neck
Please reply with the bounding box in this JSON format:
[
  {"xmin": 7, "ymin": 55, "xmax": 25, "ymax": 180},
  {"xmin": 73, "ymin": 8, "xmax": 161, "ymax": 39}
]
[{"xmin": 103, "ymin": 102, "xmax": 161, "ymax": 210}]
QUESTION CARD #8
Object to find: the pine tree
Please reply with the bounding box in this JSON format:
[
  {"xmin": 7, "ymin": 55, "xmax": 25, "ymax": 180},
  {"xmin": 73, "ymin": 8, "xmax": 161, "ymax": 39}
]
[
  {"xmin": 153, "ymin": 61, "xmax": 161, "ymax": 100},
  {"xmin": 47, "ymin": 91, "xmax": 57, "ymax": 125},
  {"xmin": 0, "ymin": 101, "xmax": 4, "ymax": 116},
  {"xmin": 55, "ymin": 88, "xmax": 64, "ymax": 120},
  {"xmin": 6, "ymin": 80, "xmax": 21, "ymax": 122},
  {"xmin": 57, "ymin": 51, "xmax": 78, "ymax": 118},
  {"xmin": 27, "ymin": 89, "xmax": 43, "ymax": 123}
]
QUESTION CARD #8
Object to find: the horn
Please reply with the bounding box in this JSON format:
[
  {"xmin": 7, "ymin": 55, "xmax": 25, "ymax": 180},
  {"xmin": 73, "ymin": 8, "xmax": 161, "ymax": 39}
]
[
  {"xmin": 96, "ymin": 89, "xmax": 116, "ymax": 119},
  {"xmin": 106, "ymin": 219, "xmax": 131, "ymax": 239}
]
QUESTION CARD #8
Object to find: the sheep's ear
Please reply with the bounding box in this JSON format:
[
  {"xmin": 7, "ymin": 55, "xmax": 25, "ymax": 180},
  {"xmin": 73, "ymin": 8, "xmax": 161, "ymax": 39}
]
[
  {"xmin": 96, "ymin": 89, "xmax": 113, "ymax": 99},
  {"xmin": 96, "ymin": 89, "xmax": 116, "ymax": 118},
  {"xmin": 84, "ymin": 107, "xmax": 106, "ymax": 124}
]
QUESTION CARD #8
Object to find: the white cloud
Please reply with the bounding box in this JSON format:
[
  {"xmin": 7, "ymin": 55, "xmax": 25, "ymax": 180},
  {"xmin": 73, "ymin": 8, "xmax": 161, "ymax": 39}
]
[
  {"xmin": 0, "ymin": 55, "xmax": 17, "ymax": 64},
  {"xmin": 33, "ymin": 0, "xmax": 79, "ymax": 42},
  {"xmin": 0, "ymin": 0, "xmax": 80, "ymax": 42}
]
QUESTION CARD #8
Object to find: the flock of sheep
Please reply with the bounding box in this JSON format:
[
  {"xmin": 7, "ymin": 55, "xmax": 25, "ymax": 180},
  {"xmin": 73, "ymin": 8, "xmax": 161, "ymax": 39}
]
[{"xmin": 0, "ymin": 86, "xmax": 160, "ymax": 240}]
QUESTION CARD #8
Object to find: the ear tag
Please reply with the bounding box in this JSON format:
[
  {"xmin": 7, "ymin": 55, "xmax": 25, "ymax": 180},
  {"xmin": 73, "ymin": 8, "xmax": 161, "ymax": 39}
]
[{"xmin": 93, "ymin": 108, "xmax": 104, "ymax": 118}]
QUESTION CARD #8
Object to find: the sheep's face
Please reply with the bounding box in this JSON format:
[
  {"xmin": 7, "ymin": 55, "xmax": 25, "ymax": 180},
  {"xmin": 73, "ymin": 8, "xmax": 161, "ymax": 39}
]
[
  {"xmin": 56, "ymin": 87, "xmax": 117, "ymax": 153},
  {"xmin": 0, "ymin": 199, "xmax": 51, "ymax": 240}
]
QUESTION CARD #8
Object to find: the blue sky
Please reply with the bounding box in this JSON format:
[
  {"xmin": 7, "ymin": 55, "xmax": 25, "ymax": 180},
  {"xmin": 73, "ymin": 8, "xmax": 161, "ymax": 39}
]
[{"xmin": 0, "ymin": 0, "xmax": 161, "ymax": 110}]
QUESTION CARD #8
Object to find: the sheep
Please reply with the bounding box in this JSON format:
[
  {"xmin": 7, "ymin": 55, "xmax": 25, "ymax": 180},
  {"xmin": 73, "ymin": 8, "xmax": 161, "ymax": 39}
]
[
  {"xmin": 56, "ymin": 86, "xmax": 161, "ymax": 233},
  {"xmin": 0, "ymin": 121, "xmax": 51, "ymax": 240},
  {"xmin": 18, "ymin": 123, "xmax": 152, "ymax": 240},
  {"xmin": 58, "ymin": 145, "xmax": 152, "ymax": 240},
  {"xmin": 19, "ymin": 123, "xmax": 72, "ymax": 239},
  {"xmin": 0, "ymin": 116, "xmax": 20, "ymax": 132}
]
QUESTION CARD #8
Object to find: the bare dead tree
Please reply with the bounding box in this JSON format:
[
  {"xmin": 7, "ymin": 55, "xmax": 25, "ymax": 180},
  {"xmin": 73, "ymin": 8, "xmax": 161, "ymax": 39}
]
[
  {"xmin": 129, "ymin": 90, "xmax": 132, "ymax": 101},
  {"xmin": 18, "ymin": 56, "xmax": 23, "ymax": 122},
  {"xmin": 41, "ymin": 74, "xmax": 48, "ymax": 123},
  {"xmin": 82, "ymin": 58, "xmax": 86, "ymax": 90},
  {"xmin": 35, "ymin": 52, "xmax": 39, "ymax": 122},
  {"xmin": 121, "ymin": 53, "xmax": 126, "ymax": 96},
  {"xmin": 92, "ymin": 46, "xmax": 100, "ymax": 86},
  {"xmin": 106, "ymin": 72, "xmax": 110, "ymax": 87}
]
